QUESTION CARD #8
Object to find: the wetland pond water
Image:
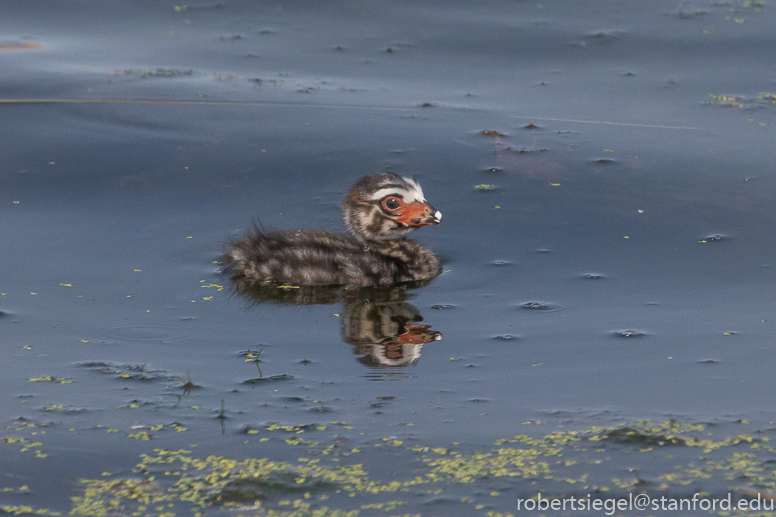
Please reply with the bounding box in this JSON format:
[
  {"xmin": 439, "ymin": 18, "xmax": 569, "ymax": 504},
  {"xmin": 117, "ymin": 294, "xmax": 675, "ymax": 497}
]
[{"xmin": 3, "ymin": 1, "xmax": 776, "ymax": 515}]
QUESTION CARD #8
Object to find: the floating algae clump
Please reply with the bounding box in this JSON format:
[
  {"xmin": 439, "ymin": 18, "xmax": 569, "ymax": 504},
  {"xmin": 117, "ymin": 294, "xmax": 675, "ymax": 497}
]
[{"xmin": 62, "ymin": 420, "xmax": 776, "ymax": 516}]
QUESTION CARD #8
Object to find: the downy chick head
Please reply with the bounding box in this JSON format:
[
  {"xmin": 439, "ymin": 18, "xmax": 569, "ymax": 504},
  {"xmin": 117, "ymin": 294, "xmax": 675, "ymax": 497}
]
[{"xmin": 342, "ymin": 173, "xmax": 442, "ymax": 242}]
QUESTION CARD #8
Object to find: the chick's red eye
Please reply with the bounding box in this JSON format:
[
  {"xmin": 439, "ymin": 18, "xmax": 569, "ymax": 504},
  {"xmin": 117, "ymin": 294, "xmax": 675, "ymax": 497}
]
[{"xmin": 382, "ymin": 197, "xmax": 401, "ymax": 211}]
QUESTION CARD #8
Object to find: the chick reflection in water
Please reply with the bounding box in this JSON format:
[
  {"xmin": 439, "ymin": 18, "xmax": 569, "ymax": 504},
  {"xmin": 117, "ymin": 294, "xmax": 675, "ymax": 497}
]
[
  {"xmin": 344, "ymin": 292, "xmax": 441, "ymax": 367},
  {"xmin": 230, "ymin": 280, "xmax": 442, "ymax": 367},
  {"xmin": 225, "ymin": 173, "xmax": 443, "ymax": 366}
]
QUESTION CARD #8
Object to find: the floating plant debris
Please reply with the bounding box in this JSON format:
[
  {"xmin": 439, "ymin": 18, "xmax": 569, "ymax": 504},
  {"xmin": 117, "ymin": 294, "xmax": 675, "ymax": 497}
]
[
  {"xmin": 474, "ymin": 184, "xmax": 496, "ymax": 191},
  {"xmin": 242, "ymin": 373, "xmax": 294, "ymax": 385},
  {"xmin": 602, "ymin": 426, "xmax": 685, "ymax": 446}
]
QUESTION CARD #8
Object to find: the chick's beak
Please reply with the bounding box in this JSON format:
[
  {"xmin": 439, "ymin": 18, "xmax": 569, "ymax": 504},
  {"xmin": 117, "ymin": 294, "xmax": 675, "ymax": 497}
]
[{"xmin": 395, "ymin": 201, "xmax": 442, "ymax": 228}]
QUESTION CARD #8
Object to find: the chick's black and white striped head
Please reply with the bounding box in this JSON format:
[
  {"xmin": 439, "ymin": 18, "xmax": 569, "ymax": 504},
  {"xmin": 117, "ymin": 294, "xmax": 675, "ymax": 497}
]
[{"xmin": 342, "ymin": 173, "xmax": 442, "ymax": 242}]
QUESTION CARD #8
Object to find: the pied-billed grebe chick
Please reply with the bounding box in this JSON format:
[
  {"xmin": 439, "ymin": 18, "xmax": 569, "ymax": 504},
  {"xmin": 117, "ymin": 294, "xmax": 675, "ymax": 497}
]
[{"xmin": 225, "ymin": 173, "xmax": 442, "ymax": 286}]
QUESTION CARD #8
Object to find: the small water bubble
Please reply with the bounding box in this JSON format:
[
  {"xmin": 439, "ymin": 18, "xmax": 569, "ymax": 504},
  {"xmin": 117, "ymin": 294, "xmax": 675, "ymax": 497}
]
[
  {"xmin": 493, "ymin": 334, "xmax": 517, "ymax": 341},
  {"xmin": 519, "ymin": 302, "xmax": 564, "ymax": 312},
  {"xmin": 614, "ymin": 330, "xmax": 644, "ymax": 338},
  {"xmin": 698, "ymin": 234, "xmax": 728, "ymax": 243},
  {"xmin": 98, "ymin": 324, "xmax": 196, "ymax": 343}
]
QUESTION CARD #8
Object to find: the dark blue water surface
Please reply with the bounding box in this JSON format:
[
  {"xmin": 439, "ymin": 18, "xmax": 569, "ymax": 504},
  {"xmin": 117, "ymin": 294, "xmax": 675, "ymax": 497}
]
[{"xmin": 3, "ymin": 1, "xmax": 776, "ymax": 515}]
